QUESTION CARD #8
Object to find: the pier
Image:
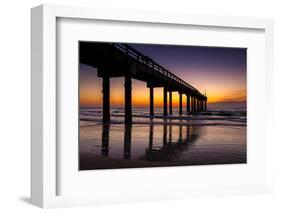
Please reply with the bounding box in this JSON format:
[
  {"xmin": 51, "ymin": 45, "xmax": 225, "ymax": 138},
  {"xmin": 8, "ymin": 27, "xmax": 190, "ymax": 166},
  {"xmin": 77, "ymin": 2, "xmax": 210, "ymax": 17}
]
[{"xmin": 80, "ymin": 42, "xmax": 208, "ymax": 123}]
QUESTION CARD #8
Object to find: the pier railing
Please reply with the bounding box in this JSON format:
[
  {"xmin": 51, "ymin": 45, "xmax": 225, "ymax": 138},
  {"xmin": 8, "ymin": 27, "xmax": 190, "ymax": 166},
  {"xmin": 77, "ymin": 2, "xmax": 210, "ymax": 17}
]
[{"xmin": 114, "ymin": 43, "xmax": 202, "ymax": 95}]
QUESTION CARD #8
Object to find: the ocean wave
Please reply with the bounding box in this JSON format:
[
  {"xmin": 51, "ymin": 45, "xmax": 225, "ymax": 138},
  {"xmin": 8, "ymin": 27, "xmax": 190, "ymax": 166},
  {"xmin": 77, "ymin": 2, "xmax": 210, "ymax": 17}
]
[
  {"xmin": 80, "ymin": 108, "xmax": 246, "ymax": 127},
  {"xmin": 81, "ymin": 109, "xmax": 246, "ymax": 117},
  {"xmin": 80, "ymin": 114, "xmax": 246, "ymax": 123},
  {"xmin": 80, "ymin": 117, "xmax": 246, "ymax": 127}
]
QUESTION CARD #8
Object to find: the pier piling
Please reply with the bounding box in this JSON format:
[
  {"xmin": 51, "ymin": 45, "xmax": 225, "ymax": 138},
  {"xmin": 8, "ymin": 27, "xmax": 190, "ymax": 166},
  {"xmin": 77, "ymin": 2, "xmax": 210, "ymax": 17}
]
[
  {"xmin": 169, "ymin": 91, "xmax": 173, "ymax": 114},
  {"xmin": 186, "ymin": 95, "xmax": 190, "ymax": 113},
  {"xmin": 204, "ymin": 99, "xmax": 207, "ymax": 110},
  {"xmin": 102, "ymin": 76, "xmax": 110, "ymax": 122},
  {"xmin": 150, "ymin": 87, "xmax": 154, "ymax": 116},
  {"xmin": 179, "ymin": 93, "xmax": 182, "ymax": 115},
  {"xmin": 163, "ymin": 87, "xmax": 168, "ymax": 116},
  {"xmin": 125, "ymin": 74, "xmax": 132, "ymax": 123}
]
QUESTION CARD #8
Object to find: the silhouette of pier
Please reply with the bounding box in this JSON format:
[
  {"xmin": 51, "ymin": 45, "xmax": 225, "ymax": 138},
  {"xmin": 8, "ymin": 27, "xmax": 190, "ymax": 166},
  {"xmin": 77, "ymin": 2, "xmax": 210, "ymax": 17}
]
[{"xmin": 80, "ymin": 42, "xmax": 208, "ymax": 123}]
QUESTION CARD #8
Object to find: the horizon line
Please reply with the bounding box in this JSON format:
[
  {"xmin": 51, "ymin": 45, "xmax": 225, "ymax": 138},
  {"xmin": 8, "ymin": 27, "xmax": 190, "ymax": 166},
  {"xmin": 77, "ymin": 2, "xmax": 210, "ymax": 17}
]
[{"xmin": 80, "ymin": 100, "xmax": 246, "ymax": 108}]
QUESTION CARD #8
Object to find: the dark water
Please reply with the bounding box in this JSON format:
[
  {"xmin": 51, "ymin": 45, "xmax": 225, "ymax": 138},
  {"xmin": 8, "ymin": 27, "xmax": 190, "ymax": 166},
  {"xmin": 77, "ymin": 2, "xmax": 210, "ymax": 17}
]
[{"xmin": 79, "ymin": 105, "xmax": 246, "ymax": 170}]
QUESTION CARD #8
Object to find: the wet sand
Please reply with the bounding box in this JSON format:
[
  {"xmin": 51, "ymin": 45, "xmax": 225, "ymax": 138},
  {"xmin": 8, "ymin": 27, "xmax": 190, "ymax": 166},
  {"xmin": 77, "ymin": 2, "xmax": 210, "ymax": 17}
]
[{"xmin": 79, "ymin": 122, "xmax": 246, "ymax": 170}]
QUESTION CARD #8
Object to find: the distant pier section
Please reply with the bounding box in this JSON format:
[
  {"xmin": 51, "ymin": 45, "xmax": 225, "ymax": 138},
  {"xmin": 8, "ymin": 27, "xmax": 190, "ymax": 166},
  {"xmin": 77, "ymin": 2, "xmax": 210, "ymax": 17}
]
[{"xmin": 80, "ymin": 42, "xmax": 207, "ymax": 123}]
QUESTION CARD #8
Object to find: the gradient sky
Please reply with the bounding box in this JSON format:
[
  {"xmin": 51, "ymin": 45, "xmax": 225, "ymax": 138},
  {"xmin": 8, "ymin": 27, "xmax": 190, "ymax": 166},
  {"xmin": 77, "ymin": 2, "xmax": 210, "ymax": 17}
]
[{"xmin": 80, "ymin": 43, "xmax": 246, "ymax": 107}]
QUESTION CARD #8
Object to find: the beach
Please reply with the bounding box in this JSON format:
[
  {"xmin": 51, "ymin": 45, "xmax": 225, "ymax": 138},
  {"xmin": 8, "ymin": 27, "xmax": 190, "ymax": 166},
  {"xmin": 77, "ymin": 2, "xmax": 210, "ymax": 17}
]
[{"xmin": 79, "ymin": 105, "xmax": 246, "ymax": 170}]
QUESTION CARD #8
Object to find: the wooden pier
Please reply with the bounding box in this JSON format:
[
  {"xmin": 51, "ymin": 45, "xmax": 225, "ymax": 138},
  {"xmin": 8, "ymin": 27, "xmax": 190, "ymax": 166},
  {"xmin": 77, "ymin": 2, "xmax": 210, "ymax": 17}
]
[{"xmin": 80, "ymin": 42, "xmax": 208, "ymax": 123}]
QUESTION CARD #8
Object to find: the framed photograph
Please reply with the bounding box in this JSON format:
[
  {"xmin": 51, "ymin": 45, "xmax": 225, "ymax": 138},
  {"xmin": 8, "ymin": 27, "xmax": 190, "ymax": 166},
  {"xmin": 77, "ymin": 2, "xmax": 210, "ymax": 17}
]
[{"xmin": 31, "ymin": 4, "xmax": 274, "ymax": 208}]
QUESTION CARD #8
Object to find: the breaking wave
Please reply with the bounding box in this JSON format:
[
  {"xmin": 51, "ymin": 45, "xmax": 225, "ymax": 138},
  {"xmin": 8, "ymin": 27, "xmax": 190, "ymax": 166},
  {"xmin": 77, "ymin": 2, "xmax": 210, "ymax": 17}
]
[{"xmin": 80, "ymin": 107, "xmax": 246, "ymax": 127}]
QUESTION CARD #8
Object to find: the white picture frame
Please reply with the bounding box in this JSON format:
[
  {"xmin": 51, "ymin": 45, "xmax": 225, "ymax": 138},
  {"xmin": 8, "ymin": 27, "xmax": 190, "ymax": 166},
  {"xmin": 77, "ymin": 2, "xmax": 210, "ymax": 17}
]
[{"xmin": 31, "ymin": 4, "xmax": 274, "ymax": 208}]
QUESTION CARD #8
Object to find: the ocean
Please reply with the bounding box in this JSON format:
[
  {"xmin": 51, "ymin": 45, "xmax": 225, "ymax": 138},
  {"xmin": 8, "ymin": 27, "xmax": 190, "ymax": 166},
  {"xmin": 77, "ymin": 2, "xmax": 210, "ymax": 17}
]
[{"xmin": 79, "ymin": 103, "xmax": 246, "ymax": 170}]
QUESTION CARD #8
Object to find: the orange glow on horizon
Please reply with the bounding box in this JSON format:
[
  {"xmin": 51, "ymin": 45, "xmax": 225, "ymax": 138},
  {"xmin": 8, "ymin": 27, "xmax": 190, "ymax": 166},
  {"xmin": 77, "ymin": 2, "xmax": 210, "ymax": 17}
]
[{"xmin": 80, "ymin": 79, "xmax": 246, "ymax": 107}]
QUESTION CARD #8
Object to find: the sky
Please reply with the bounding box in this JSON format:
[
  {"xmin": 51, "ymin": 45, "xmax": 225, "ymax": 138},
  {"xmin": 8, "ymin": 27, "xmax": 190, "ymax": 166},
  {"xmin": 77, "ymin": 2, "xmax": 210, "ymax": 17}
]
[{"xmin": 79, "ymin": 43, "xmax": 246, "ymax": 107}]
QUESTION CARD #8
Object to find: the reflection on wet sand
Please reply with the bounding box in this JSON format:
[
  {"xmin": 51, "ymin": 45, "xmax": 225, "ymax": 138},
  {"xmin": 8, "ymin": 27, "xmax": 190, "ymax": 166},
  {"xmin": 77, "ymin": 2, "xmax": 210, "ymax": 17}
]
[
  {"xmin": 101, "ymin": 123, "xmax": 109, "ymax": 156},
  {"xmin": 143, "ymin": 120, "xmax": 199, "ymax": 161},
  {"xmin": 80, "ymin": 106, "xmax": 246, "ymax": 170},
  {"xmin": 124, "ymin": 124, "xmax": 132, "ymax": 159},
  {"xmin": 100, "ymin": 120, "xmax": 201, "ymax": 162},
  {"xmin": 80, "ymin": 121, "xmax": 246, "ymax": 170}
]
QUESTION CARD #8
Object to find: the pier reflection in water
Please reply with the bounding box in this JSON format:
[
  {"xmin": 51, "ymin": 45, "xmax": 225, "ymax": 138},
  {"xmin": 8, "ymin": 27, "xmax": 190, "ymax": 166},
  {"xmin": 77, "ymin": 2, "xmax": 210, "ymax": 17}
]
[
  {"xmin": 143, "ymin": 120, "xmax": 199, "ymax": 162},
  {"xmin": 99, "ymin": 120, "xmax": 201, "ymax": 163},
  {"xmin": 101, "ymin": 123, "xmax": 110, "ymax": 156},
  {"xmin": 80, "ymin": 120, "xmax": 246, "ymax": 170}
]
